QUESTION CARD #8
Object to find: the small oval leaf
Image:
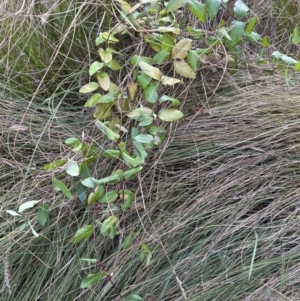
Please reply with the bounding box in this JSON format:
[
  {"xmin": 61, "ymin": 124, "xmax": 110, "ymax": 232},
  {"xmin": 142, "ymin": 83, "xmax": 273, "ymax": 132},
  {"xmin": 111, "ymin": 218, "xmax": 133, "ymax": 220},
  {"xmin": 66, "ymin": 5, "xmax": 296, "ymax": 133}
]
[
  {"xmin": 70, "ymin": 225, "xmax": 94, "ymax": 244},
  {"xmin": 158, "ymin": 109, "xmax": 184, "ymax": 122}
]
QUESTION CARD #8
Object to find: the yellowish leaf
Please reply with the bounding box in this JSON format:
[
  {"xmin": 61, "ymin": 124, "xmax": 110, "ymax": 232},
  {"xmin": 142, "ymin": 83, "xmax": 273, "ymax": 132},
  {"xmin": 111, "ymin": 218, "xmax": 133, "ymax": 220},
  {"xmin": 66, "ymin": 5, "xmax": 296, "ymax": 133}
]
[
  {"xmin": 139, "ymin": 61, "xmax": 161, "ymax": 81},
  {"xmin": 174, "ymin": 60, "xmax": 196, "ymax": 79},
  {"xmin": 161, "ymin": 76, "xmax": 183, "ymax": 85},
  {"xmin": 172, "ymin": 39, "xmax": 192, "ymax": 59}
]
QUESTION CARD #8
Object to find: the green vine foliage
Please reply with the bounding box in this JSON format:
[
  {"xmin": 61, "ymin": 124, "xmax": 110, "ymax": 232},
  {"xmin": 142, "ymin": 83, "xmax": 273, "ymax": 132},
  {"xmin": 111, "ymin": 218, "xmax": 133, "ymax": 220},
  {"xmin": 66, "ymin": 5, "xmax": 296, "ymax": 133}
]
[{"xmin": 7, "ymin": 0, "xmax": 300, "ymax": 299}]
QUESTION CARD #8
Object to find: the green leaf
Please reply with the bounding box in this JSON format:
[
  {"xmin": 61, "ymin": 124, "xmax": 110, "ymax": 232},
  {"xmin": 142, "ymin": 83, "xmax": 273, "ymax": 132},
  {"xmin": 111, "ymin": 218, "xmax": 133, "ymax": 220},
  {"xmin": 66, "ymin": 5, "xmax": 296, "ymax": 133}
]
[
  {"xmin": 38, "ymin": 204, "xmax": 49, "ymax": 226},
  {"xmin": 123, "ymin": 166, "xmax": 143, "ymax": 181},
  {"xmin": 99, "ymin": 48, "xmax": 112, "ymax": 64},
  {"xmin": 102, "ymin": 149, "xmax": 120, "ymax": 159},
  {"xmin": 216, "ymin": 28, "xmax": 232, "ymax": 41},
  {"xmin": 121, "ymin": 151, "xmax": 144, "ymax": 168},
  {"xmin": 158, "ymin": 108, "xmax": 184, "ymax": 122},
  {"xmin": 130, "ymin": 55, "xmax": 153, "ymax": 66},
  {"xmin": 187, "ymin": 26, "xmax": 204, "ymax": 39},
  {"xmin": 97, "ymin": 71, "xmax": 110, "ymax": 91},
  {"xmin": 281, "ymin": 54, "xmax": 298, "ymax": 65},
  {"xmin": 99, "ymin": 190, "xmax": 118, "ymax": 204},
  {"xmin": 228, "ymin": 20, "xmax": 245, "ymax": 47},
  {"xmin": 84, "ymin": 93, "xmax": 102, "ymax": 108},
  {"xmin": 174, "ymin": 60, "xmax": 196, "ymax": 78},
  {"xmin": 234, "ymin": 0, "xmax": 249, "ymax": 18},
  {"xmin": 93, "ymin": 173, "xmax": 122, "ymax": 185},
  {"xmin": 187, "ymin": 0, "xmax": 206, "ymax": 23},
  {"xmin": 139, "ymin": 61, "xmax": 161, "ymax": 81},
  {"xmin": 70, "ymin": 225, "xmax": 94, "ymax": 243},
  {"xmin": 77, "ymin": 182, "xmax": 87, "ymax": 203},
  {"xmin": 53, "ymin": 178, "xmax": 73, "ymax": 199},
  {"xmin": 244, "ymin": 31, "xmax": 260, "ymax": 43},
  {"xmin": 81, "ymin": 177, "xmax": 96, "ymax": 188},
  {"xmin": 121, "ymin": 189, "xmax": 135, "ymax": 211},
  {"xmin": 95, "ymin": 33, "xmax": 105, "ymax": 46},
  {"xmin": 294, "ymin": 61, "xmax": 300, "ymax": 71},
  {"xmin": 80, "ymin": 272, "xmax": 106, "ymax": 289},
  {"xmin": 161, "ymin": 76, "xmax": 183, "ymax": 86},
  {"xmin": 292, "ymin": 25, "xmax": 299, "ymax": 45},
  {"xmin": 161, "ymin": 33, "xmax": 175, "ymax": 51},
  {"xmin": 206, "ymin": 0, "xmax": 221, "ymax": 19},
  {"xmin": 245, "ymin": 16, "xmax": 258, "ymax": 34},
  {"xmin": 159, "ymin": 95, "xmax": 180, "ymax": 107},
  {"xmin": 154, "ymin": 49, "xmax": 170, "ymax": 64},
  {"xmin": 18, "ymin": 200, "xmax": 40, "ymax": 213},
  {"xmin": 79, "ymin": 82, "xmax": 99, "ymax": 93},
  {"xmin": 97, "ymin": 93, "xmax": 115, "ymax": 104},
  {"xmin": 144, "ymin": 82, "xmax": 159, "ymax": 103},
  {"xmin": 148, "ymin": 125, "xmax": 166, "ymax": 135},
  {"xmin": 65, "ymin": 137, "xmax": 80, "ymax": 146},
  {"xmin": 127, "ymin": 107, "xmax": 153, "ymax": 120},
  {"xmin": 44, "ymin": 159, "xmax": 67, "ymax": 171},
  {"xmin": 122, "ymin": 235, "xmax": 132, "ymax": 249},
  {"xmin": 66, "ymin": 160, "xmax": 79, "ymax": 177},
  {"xmin": 106, "ymin": 59, "xmax": 121, "ymax": 70},
  {"xmin": 95, "ymin": 120, "xmax": 120, "ymax": 141},
  {"xmin": 137, "ymin": 73, "xmax": 152, "ymax": 89},
  {"xmin": 187, "ymin": 50, "xmax": 200, "ymax": 71},
  {"xmin": 125, "ymin": 295, "xmax": 143, "ymax": 301},
  {"xmin": 172, "ymin": 39, "xmax": 192, "ymax": 59},
  {"xmin": 100, "ymin": 215, "xmax": 119, "ymax": 238},
  {"xmin": 261, "ymin": 36, "xmax": 270, "ymax": 48},
  {"xmin": 166, "ymin": 0, "xmax": 188, "ymax": 12},
  {"xmin": 134, "ymin": 134, "xmax": 154, "ymax": 144},
  {"xmin": 6, "ymin": 210, "xmax": 21, "ymax": 217},
  {"xmin": 102, "ymin": 31, "xmax": 119, "ymax": 42},
  {"xmin": 89, "ymin": 61, "xmax": 104, "ymax": 76}
]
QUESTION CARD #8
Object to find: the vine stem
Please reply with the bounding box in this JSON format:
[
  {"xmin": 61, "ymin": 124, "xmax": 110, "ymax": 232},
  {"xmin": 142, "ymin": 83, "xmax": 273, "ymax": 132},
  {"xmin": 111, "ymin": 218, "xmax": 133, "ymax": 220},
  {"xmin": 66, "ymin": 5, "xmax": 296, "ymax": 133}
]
[{"xmin": 93, "ymin": 202, "xmax": 124, "ymax": 300}]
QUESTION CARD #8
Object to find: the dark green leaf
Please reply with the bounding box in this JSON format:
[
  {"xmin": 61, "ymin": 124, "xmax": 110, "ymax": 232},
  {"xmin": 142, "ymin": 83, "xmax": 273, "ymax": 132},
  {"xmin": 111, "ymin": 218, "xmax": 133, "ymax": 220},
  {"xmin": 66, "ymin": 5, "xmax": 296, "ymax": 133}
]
[
  {"xmin": 161, "ymin": 33, "xmax": 175, "ymax": 51},
  {"xmin": 166, "ymin": 0, "xmax": 188, "ymax": 12},
  {"xmin": 137, "ymin": 73, "xmax": 152, "ymax": 89},
  {"xmin": 144, "ymin": 82, "xmax": 159, "ymax": 103},
  {"xmin": 187, "ymin": 50, "xmax": 200, "ymax": 71},
  {"xmin": 228, "ymin": 20, "xmax": 245, "ymax": 47},
  {"xmin": 154, "ymin": 49, "xmax": 170, "ymax": 64},
  {"xmin": 206, "ymin": 0, "xmax": 221, "ymax": 19},
  {"xmin": 159, "ymin": 95, "xmax": 180, "ymax": 107},
  {"xmin": 245, "ymin": 15, "xmax": 258, "ymax": 34},
  {"xmin": 187, "ymin": 0, "xmax": 206, "ymax": 23},
  {"xmin": 38, "ymin": 204, "xmax": 49, "ymax": 226},
  {"xmin": 123, "ymin": 166, "xmax": 143, "ymax": 181},
  {"xmin": 80, "ymin": 272, "xmax": 106, "ymax": 289},
  {"xmin": 70, "ymin": 225, "xmax": 94, "ymax": 243},
  {"xmin": 77, "ymin": 182, "xmax": 87, "ymax": 203},
  {"xmin": 53, "ymin": 178, "xmax": 73, "ymax": 199}
]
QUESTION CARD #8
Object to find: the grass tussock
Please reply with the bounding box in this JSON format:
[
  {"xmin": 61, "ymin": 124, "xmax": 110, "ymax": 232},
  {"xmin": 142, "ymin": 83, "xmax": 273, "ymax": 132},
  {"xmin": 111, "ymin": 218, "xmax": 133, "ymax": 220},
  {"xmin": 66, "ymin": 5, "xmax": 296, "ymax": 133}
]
[{"xmin": 2, "ymin": 74, "xmax": 300, "ymax": 300}]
